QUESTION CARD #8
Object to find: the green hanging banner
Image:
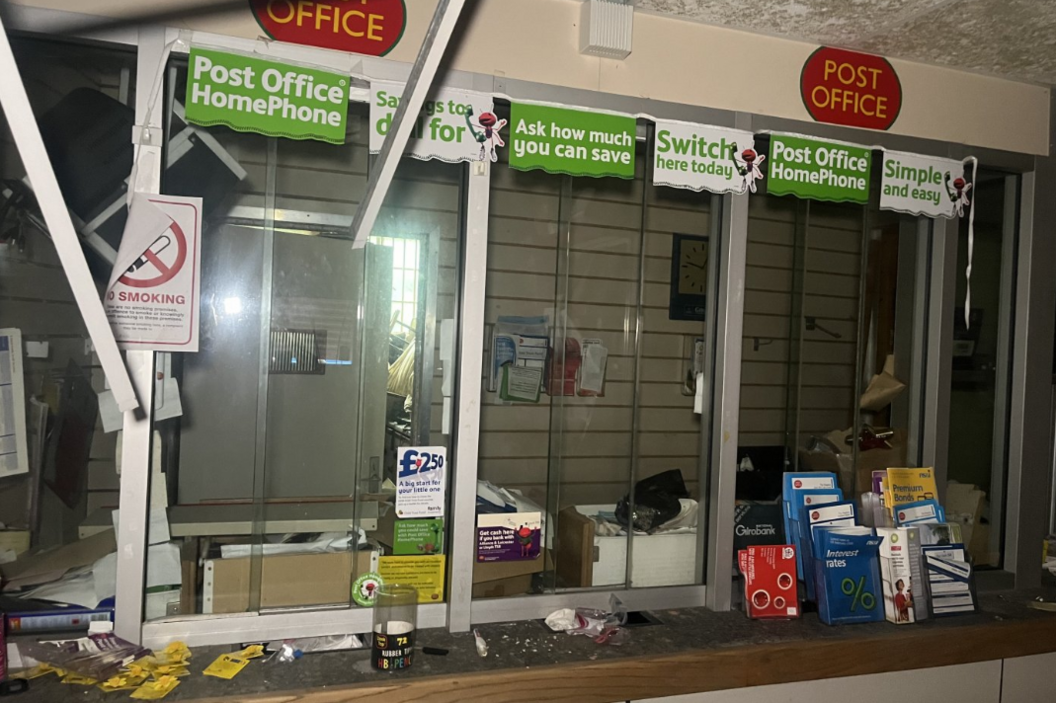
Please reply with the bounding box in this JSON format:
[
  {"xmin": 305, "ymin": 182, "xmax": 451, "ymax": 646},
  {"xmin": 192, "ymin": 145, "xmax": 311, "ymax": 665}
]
[
  {"xmin": 185, "ymin": 47, "xmax": 348, "ymax": 145},
  {"xmin": 508, "ymin": 103, "xmax": 635, "ymax": 179},
  {"xmin": 767, "ymin": 133, "xmax": 871, "ymax": 204}
]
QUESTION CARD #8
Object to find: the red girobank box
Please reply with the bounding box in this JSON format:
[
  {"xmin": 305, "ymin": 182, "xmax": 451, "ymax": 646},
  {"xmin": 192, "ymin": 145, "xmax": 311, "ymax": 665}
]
[{"xmin": 738, "ymin": 545, "xmax": 800, "ymax": 619}]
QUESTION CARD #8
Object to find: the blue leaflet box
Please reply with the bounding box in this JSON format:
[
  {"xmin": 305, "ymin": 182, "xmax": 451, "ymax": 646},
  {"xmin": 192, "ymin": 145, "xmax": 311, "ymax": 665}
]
[{"xmin": 813, "ymin": 527, "xmax": 885, "ymax": 626}]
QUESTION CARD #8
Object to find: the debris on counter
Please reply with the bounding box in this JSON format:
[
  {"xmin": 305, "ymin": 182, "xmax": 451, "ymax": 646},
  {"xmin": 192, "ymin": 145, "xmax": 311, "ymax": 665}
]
[
  {"xmin": 422, "ymin": 647, "xmax": 449, "ymax": 656},
  {"xmin": 268, "ymin": 634, "xmax": 364, "ymax": 659},
  {"xmin": 237, "ymin": 644, "xmax": 265, "ymax": 660},
  {"xmin": 546, "ymin": 594, "xmax": 629, "ymax": 645},
  {"xmin": 544, "ymin": 608, "xmax": 578, "ymax": 632},
  {"xmin": 473, "ymin": 629, "xmax": 488, "ymax": 658},
  {"xmin": 19, "ymin": 632, "xmax": 152, "ymax": 682},
  {"xmin": 130, "ymin": 674, "xmax": 180, "ymax": 700},
  {"xmin": 203, "ymin": 653, "xmax": 250, "ymax": 680}
]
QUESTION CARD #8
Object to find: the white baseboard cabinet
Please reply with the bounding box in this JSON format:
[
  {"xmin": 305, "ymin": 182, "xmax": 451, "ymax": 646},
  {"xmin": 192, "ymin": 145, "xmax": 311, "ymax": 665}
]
[{"xmin": 632, "ymin": 659, "xmax": 1007, "ymax": 703}]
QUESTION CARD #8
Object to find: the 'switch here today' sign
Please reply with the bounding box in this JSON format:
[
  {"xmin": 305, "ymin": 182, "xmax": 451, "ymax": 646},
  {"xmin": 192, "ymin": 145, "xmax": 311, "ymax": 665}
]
[{"xmin": 185, "ymin": 47, "xmax": 348, "ymax": 144}]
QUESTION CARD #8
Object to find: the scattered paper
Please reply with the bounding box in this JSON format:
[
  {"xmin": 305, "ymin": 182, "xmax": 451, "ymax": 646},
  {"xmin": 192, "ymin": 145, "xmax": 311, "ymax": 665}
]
[
  {"xmin": 0, "ymin": 328, "xmax": 29, "ymax": 478},
  {"xmin": 203, "ymin": 654, "xmax": 249, "ymax": 680},
  {"xmin": 130, "ymin": 675, "xmax": 180, "ymax": 700}
]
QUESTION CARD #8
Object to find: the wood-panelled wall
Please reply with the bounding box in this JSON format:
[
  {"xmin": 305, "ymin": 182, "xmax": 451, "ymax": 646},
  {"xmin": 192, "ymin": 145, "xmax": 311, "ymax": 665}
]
[
  {"xmin": 479, "ymin": 156, "xmax": 864, "ymax": 508},
  {"xmin": 740, "ymin": 197, "xmax": 863, "ymax": 447}
]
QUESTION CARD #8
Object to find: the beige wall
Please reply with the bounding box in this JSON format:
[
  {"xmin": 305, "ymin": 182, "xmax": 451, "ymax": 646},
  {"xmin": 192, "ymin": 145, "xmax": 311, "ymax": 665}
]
[{"xmin": 12, "ymin": 0, "xmax": 1050, "ymax": 154}]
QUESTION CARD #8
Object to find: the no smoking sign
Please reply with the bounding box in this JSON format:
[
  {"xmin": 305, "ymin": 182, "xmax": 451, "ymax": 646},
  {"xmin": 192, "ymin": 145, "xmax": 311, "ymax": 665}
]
[{"xmin": 105, "ymin": 194, "xmax": 202, "ymax": 351}]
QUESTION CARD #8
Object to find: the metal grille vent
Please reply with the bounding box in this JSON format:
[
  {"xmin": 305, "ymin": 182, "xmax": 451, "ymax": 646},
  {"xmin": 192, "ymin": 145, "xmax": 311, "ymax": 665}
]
[{"xmin": 269, "ymin": 329, "xmax": 325, "ymax": 375}]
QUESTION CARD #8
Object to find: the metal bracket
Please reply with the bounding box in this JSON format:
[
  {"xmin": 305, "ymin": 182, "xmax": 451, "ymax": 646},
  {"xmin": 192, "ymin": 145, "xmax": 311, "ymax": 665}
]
[
  {"xmin": 132, "ymin": 124, "xmax": 164, "ymax": 147},
  {"xmin": 349, "ymin": 0, "xmax": 471, "ymax": 249}
]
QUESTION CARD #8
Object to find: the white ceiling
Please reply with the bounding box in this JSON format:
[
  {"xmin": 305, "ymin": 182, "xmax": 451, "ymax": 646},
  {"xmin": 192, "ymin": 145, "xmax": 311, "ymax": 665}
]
[{"xmin": 637, "ymin": 0, "xmax": 1056, "ymax": 86}]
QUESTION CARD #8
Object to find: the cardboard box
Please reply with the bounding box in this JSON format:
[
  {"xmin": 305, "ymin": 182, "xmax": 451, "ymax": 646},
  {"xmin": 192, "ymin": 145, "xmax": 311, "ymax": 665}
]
[
  {"xmin": 472, "ymin": 549, "xmax": 548, "ymax": 598},
  {"xmin": 203, "ymin": 550, "xmax": 376, "ymax": 614},
  {"xmin": 733, "ymin": 502, "xmax": 784, "ymax": 557},
  {"xmin": 555, "ymin": 505, "xmax": 697, "ymax": 588},
  {"xmin": 799, "ymin": 428, "xmax": 906, "ymax": 497}
]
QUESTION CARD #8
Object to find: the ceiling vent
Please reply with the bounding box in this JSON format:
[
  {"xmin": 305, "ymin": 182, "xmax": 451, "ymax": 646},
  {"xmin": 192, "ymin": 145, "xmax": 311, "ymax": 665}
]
[{"xmin": 580, "ymin": 0, "xmax": 634, "ymax": 60}]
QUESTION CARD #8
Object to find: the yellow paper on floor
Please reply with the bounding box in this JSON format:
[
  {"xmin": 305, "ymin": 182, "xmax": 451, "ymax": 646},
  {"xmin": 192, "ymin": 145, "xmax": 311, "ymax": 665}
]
[
  {"xmin": 99, "ymin": 673, "xmax": 148, "ymax": 693},
  {"xmin": 130, "ymin": 675, "xmax": 180, "ymax": 700},
  {"xmin": 16, "ymin": 663, "xmax": 61, "ymax": 680},
  {"xmin": 154, "ymin": 642, "xmax": 192, "ymax": 665},
  {"xmin": 62, "ymin": 672, "xmax": 99, "ymax": 685},
  {"xmin": 152, "ymin": 663, "xmax": 191, "ymax": 678},
  {"xmin": 203, "ymin": 653, "xmax": 250, "ymax": 680},
  {"xmin": 238, "ymin": 644, "xmax": 265, "ymax": 660}
]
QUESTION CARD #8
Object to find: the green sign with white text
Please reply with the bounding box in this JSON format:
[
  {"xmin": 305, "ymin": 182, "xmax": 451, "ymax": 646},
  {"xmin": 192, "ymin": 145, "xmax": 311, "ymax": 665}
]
[
  {"xmin": 767, "ymin": 133, "xmax": 871, "ymax": 204},
  {"xmin": 509, "ymin": 103, "xmax": 635, "ymax": 179},
  {"xmin": 185, "ymin": 47, "xmax": 347, "ymax": 144},
  {"xmin": 394, "ymin": 519, "xmax": 445, "ymax": 556}
]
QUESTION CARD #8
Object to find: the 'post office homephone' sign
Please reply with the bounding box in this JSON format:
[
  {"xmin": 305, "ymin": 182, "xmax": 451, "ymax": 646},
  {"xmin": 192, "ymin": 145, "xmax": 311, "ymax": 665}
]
[{"xmin": 185, "ymin": 47, "xmax": 348, "ymax": 144}]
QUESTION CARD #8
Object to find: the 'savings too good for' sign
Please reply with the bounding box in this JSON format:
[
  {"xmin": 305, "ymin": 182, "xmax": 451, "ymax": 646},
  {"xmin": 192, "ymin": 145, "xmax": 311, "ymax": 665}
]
[
  {"xmin": 370, "ymin": 81, "xmax": 502, "ymax": 162},
  {"xmin": 767, "ymin": 133, "xmax": 872, "ymax": 204},
  {"xmin": 185, "ymin": 47, "xmax": 348, "ymax": 144},
  {"xmin": 652, "ymin": 120, "xmax": 761, "ymax": 195},
  {"xmin": 509, "ymin": 103, "xmax": 636, "ymax": 179},
  {"xmin": 801, "ymin": 46, "xmax": 902, "ymax": 131},
  {"xmin": 250, "ymin": 0, "xmax": 406, "ymax": 56}
]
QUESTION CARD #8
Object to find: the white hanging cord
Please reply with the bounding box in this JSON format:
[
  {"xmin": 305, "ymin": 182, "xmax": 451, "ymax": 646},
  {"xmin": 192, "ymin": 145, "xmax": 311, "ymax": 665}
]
[
  {"xmin": 127, "ymin": 37, "xmax": 181, "ymax": 207},
  {"xmin": 964, "ymin": 156, "xmax": 978, "ymax": 329}
]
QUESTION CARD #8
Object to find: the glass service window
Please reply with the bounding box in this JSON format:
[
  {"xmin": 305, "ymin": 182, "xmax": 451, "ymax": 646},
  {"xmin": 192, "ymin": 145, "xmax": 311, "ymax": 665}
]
[
  {"xmin": 0, "ymin": 37, "xmax": 137, "ymax": 616},
  {"xmin": 141, "ymin": 61, "xmax": 463, "ymax": 620},
  {"xmin": 474, "ymin": 118, "xmax": 719, "ymax": 600}
]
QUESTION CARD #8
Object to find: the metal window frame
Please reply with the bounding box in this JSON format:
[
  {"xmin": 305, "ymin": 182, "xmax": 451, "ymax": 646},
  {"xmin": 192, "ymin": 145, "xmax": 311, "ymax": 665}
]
[{"xmin": 5, "ymin": 5, "xmax": 1052, "ymax": 645}]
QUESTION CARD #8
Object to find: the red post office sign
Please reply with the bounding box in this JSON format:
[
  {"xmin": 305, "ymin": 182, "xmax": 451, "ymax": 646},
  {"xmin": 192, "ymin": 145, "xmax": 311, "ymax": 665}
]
[
  {"xmin": 250, "ymin": 0, "xmax": 406, "ymax": 56},
  {"xmin": 801, "ymin": 47, "xmax": 902, "ymax": 131}
]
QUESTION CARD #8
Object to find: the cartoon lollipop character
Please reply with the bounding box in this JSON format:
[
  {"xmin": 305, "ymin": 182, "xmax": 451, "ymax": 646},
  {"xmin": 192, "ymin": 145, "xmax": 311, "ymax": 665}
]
[
  {"xmin": 466, "ymin": 107, "xmax": 508, "ymax": 162},
  {"xmin": 945, "ymin": 173, "xmax": 973, "ymax": 217},
  {"xmin": 516, "ymin": 525, "xmax": 535, "ymax": 557},
  {"xmin": 730, "ymin": 142, "xmax": 766, "ymax": 193}
]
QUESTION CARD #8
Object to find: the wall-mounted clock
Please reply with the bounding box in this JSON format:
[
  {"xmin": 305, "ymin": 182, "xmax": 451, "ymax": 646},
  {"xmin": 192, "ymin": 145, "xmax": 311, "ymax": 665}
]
[{"xmin": 669, "ymin": 233, "xmax": 709, "ymax": 321}]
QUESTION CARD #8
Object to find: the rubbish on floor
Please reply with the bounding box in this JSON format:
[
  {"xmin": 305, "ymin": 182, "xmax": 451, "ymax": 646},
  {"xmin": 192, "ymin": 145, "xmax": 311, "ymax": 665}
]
[
  {"xmin": 0, "ymin": 678, "xmax": 29, "ymax": 696},
  {"xmin": 237, "ymin": 645, "xmax": 265, "ymax": 660},
  {"xmin": 422, "ymin": 647, "xmax": 449, "ymax": 656},
  {"xmin": 18, "ymin": 632, "xmax": 151, "ymax": 682},
  {"xmin": 203, "ymin": 653, "xmax": 250, "ymax": 680},
  {"xmin": 544, "ymin": 608, "xmax": 578, "ymax": 632},
  {"xmin": 270, "ymin": 635, "xmax": 364, "ymax": 663},
  {"xmin": 473, "ymin": 629, "xmax": 488, "ymax": 658},
  {"xmin": 549, "ymin": 594, "xmax": 629, "ymax": 644},
  {"xmin": 129, "ymin": 674, "xmax": 180, "ymax": 700}
]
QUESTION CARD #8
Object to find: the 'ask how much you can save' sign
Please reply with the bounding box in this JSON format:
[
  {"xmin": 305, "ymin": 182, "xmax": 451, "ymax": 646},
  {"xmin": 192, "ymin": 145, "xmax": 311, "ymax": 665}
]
[
  {"xmin": 509, "ymin": 103, "xmax": 635, "ymax": 179},
  {"xmin": 185, "ymin": 47, "xmax": 348, "ymax": 144}
]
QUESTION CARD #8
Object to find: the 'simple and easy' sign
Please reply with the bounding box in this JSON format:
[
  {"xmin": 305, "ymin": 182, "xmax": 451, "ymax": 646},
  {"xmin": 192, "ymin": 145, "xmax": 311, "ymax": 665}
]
[
  {"xmin": 801, "ymin": 47, "xmax": 902, "ymax": 131},
  {"xmin": 185, "ymin": 47, "xmax": 348, "ymax": 144},
  {"xmin": 250, "ymin": 0, "xmax": 406, "ymax": 56},
  {"xmin": 767, "ymin": 133, "xmax": 872, "ymax": 204},
  {"xmin": 105, "ymin": 194, "xmax": 202, "ymax": 351},
  {"xmin": 509, "ymin": 103, "xmax": 636, "ymax": 179},
  {"xmin": 880, "ymin": 150, "xmax": 973, "ymax": 219}
]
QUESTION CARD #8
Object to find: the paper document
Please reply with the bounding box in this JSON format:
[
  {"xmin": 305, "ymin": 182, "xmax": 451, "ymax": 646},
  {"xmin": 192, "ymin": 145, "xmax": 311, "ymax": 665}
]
[{"xmin": 0, "ymin": 329, "xmax": 28, "ymax": 478}]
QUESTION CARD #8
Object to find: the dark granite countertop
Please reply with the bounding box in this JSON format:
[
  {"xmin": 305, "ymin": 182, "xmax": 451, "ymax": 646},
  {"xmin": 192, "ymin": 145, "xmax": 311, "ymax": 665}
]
[{"xmin": 10, "ymin": 589, "xmax": 1056, "ymax": 702}]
